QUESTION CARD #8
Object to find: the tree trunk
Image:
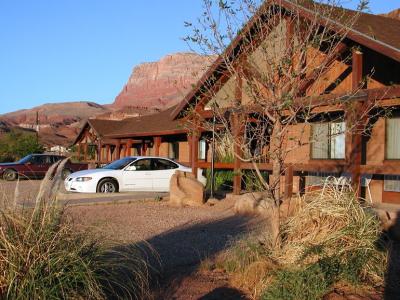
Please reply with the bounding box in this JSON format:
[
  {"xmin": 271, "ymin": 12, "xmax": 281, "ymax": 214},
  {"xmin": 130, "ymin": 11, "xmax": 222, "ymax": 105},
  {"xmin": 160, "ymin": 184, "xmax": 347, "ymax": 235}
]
[{"xmin": 270, "ymin": 119, "xmax": 283, "ymax": 249}]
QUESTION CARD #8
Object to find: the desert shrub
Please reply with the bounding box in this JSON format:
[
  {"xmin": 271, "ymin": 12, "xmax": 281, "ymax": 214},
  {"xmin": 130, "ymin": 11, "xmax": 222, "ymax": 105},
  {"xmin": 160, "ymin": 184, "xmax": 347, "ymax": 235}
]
[
  {"xmin": 216, "ymin": 186, "xmax": 386, "ymax": 299},
  {"xmin": 0, "ymin": 131, "xmax": 44, "ymax": 161},
  {"xmin": 243, "ymin": 170, "xmax": 268, "ymax": 192},
  {"xmin": 206, "ymin": 153, "xmax": 234, "ymax": 191},
  {"xmin": 0, "ymin": 161, "xmax": 150, "ymax": 299}
]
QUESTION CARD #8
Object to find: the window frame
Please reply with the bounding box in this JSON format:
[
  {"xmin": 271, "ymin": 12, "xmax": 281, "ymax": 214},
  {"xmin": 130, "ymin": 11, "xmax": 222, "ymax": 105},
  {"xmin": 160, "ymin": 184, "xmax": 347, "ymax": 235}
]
[
  {"xmin": 385, "ymin": 117, "xmax": 400, "ymax": 161},
  {"xmin": 310, "ymin": 121, "xmax": 346, "ymax": 160}
]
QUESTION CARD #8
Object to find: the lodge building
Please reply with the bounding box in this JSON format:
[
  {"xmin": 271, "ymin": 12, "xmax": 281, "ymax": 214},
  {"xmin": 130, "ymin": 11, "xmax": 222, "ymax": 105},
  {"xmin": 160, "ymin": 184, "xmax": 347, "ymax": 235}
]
[{"xmin": 73, "ymin": 1, "xmax": 400, "ymax": 204}]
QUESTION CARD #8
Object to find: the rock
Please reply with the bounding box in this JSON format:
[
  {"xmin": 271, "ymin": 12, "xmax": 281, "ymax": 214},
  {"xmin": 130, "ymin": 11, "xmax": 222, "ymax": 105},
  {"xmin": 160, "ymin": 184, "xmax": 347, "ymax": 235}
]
[
  {"xmin": 233, "ymin": 192, "xmax": 302, "ymax": 218},
  {"xmin": 113, "ymin": 52, "xmax": 213, "ymax": 109},
  {"xmin": 206, "ymin": 198, "xmax": 220, "ymax": 206},
  {"xmin": 169, "ymin": 170, "xmax": 205, "ymax": 207}
]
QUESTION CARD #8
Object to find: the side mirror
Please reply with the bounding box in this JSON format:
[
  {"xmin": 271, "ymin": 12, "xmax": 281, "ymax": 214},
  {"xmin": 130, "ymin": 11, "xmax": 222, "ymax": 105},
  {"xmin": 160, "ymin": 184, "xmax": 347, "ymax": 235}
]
[{"xmin": 125, "ymin": 165, "xmax": 136, "ymax": 171}]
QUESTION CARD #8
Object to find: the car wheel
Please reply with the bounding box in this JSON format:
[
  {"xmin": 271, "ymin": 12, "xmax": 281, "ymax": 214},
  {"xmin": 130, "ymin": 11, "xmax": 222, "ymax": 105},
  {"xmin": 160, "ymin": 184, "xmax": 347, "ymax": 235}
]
[
  {"xmin": 3, "ymin": 169, "xmax": 18, "ymax": 181},
  {"xmin": 97, "ymin": 179, "xmax": 119, "ymax": 193},
  {"xmin": 61, "ymin": 169, "xmax": 72, "ymax": 180}
]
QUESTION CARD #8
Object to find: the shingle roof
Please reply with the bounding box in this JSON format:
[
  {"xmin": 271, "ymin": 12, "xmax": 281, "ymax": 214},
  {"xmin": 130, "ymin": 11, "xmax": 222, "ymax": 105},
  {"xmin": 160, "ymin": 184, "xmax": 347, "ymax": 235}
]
[{"xmin": 105, "ymin": 105, "xmax": 185, "ymax": 138}]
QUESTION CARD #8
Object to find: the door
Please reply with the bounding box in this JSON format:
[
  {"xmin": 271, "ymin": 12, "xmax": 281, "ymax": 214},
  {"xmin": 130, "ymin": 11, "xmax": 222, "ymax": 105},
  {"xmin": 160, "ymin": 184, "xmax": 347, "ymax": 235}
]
[
  {"xmin": 151, "ymin": 158, "xmax": 179, "ymax": 191},
  {"xmin": 122, "ymin": 158, "xmax": 153, "ymax": 191}
]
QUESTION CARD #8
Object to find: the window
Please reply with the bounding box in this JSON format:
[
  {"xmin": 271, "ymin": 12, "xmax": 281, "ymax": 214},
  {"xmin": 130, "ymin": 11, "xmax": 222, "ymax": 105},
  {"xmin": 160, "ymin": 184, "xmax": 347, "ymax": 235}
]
[
  {"xmin": 153, "ymin": 159, "xmax": 178, "ymax": 170},
  {"xmin": 311, "ymin": 122, "xmax": 345, "ymax": 159},
  {"xmin": 168, "ymin": 142, "xmax": 179, "ymax": 160},
  {"xmin": 132, "ymin": 159, "xmax": 152, "ymax": 171},
  {"xmin": 386, "ymin": 118, "xmax": 400, "ymax": 159},
  {"xmin": 384, "ymin": 175, "xmax": 400, "ymax": 192},
  {"xmin": 199, "ymin": 140, "xmax": 207, "ymax": 160}
]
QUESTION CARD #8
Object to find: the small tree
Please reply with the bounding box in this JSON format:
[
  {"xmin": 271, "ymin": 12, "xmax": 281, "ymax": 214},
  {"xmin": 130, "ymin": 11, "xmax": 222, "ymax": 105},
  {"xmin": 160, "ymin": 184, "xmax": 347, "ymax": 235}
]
[
  {"xmin": 0, "ymin": 131, "xmax": 44, "ymax": 161},
  {"xmin": 184, "ymin": 0, "xmax": 377, "ymax": 248}
]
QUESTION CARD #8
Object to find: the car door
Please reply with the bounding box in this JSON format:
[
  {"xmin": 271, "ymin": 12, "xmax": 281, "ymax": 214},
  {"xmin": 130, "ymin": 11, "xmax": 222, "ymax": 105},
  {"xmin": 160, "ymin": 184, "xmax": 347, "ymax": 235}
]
[
  {"xmin": 31, "ymin": 155, "xmax": 51, "ymax": 178},
  {"xmin": 122, "ymin": 158, "xmax": 153, "ymax": 191},
  {"xmin": 151, "ymin": 158, "xmax": 179, "ymax": 192}
]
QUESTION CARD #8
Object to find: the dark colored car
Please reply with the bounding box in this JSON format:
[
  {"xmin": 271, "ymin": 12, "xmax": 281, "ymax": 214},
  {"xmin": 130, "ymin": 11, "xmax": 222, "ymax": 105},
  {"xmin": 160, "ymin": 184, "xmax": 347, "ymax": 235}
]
[{"xmin": 0, "ymin": 154, "xmax": 88, "ymax": 181}]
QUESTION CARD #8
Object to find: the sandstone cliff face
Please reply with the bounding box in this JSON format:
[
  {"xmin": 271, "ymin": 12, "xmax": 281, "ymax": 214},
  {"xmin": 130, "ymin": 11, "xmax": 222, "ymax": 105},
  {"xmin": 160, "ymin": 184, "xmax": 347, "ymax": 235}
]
[
  {"xmin": 113, "ymin": 52, "xmax": 213, "ymax": 109},
  {"xmin": 382, "ymin": 8, "xmax": 400, "ymax": 20},
  {"xmin": 0, "ymin": 52, "xmax": 213, "ymax": 146}
]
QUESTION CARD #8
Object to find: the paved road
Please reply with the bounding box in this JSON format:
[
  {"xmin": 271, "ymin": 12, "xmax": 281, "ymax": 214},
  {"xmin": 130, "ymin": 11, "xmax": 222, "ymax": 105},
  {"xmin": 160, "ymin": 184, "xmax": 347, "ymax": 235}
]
[{"xmin": 0, "ymin": 179, "xmax": 168, "ymax": 207}]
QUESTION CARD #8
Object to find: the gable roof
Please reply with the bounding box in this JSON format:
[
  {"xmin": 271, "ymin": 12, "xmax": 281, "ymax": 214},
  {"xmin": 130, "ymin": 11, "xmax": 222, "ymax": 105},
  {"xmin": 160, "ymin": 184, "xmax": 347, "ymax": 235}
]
[
  {"xmin": 106, "ymin": 105, "xmax": 185, "ymax": 138},
  {"xmin": 171, "ymin": 0, "xmax": 400, "ymax": 120},
  {"xmin": 74, "ymin": 105, "xmax": 186, "ymax": 145}
]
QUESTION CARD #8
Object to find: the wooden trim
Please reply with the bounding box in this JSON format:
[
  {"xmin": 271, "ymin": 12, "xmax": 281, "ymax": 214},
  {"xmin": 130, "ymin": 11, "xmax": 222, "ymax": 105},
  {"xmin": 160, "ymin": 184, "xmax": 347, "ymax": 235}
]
[{"xmin": 154, "ymin": 136, "xmax": 161, "ymax": 156}]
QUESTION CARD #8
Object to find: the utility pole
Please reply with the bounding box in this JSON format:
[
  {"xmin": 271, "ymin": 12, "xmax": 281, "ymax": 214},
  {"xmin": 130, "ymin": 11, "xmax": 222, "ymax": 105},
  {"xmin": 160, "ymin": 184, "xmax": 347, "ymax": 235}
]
[{"xmin": 36, "ymin": 111, "xmax": 39, "ymax": 143}]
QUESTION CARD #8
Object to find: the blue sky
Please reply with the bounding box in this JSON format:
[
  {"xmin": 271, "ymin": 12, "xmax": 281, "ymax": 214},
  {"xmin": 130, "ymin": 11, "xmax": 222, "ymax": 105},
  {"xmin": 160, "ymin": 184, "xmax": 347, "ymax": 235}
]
[{"xmin": 0, "ymin": 0, "xmax": 399, "ymax": 114}]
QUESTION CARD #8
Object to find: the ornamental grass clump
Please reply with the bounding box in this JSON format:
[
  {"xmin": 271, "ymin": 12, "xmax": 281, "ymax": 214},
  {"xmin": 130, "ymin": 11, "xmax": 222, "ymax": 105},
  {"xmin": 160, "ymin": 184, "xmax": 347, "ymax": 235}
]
[
  {"xmin": 216, "ymin": 184, "xmax": 386, "ymax": 299},
  {"xmin": 0, "ymin": 160, "xmax": 150, "ymax": 299},
  {"xmin": 261, "ymin": 185, "xmax": 386, "ymax": 299}
]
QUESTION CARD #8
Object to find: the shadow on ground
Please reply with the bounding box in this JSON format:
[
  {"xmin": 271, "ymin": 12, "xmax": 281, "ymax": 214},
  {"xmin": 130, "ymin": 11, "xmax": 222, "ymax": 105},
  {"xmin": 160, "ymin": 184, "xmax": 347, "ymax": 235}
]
[{"xmin": 138, "ymin": 215, "xmax": 254, "ymax": 299}]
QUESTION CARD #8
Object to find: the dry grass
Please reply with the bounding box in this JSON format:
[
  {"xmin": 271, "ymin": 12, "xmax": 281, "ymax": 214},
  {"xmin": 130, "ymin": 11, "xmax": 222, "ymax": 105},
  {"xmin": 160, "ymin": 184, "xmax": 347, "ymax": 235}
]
[
  {"xmin": 214, "ymin": 185, "xmax": 386, "ymax": 299},
  {"xmin": 0, "ymin": 160, "xmax": 151, "ymax": 299}
]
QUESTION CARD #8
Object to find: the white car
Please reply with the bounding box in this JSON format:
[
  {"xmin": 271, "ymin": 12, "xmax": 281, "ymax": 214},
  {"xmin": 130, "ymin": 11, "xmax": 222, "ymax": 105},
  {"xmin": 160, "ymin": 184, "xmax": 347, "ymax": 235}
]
[{"xmin": 64, "ymin": 156, "xmax": 205, "ymax": 193}]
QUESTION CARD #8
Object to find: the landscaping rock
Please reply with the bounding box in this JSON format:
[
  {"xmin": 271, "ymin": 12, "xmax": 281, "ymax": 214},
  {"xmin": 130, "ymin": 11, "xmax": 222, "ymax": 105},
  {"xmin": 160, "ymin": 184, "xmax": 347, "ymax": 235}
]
[{"xmin": 169, "ymin": 171, "xmax": 205, "ymax": 207}]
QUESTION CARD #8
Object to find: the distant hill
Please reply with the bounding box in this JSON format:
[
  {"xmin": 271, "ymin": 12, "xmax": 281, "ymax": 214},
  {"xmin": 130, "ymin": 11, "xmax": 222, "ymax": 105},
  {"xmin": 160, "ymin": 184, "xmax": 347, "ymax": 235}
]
[
  {"xmin": 0, "ymin": 52, "xmax": 213, "ymax": 147},
  {"xmin": 381, "ymin": 8, "xmax": 400, "ymax": 20}
]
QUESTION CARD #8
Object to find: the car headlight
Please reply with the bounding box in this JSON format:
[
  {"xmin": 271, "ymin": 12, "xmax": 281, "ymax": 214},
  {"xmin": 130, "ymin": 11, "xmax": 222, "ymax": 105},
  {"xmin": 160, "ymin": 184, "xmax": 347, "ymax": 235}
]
[{"xmin": 75, "ymin": 177, "xmax": 92, "ymax": 182}]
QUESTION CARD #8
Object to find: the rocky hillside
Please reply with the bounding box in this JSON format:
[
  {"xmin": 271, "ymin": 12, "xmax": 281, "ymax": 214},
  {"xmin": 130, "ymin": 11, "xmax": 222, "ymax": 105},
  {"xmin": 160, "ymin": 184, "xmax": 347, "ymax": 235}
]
[
  {"xmin": 382, "ymin": 8, "xmax": 400, "ymax": 20},
  {"xmin": 0, "ymin": 52, "xmax": 212, "ymax": 146},
  {"xmin": 113, "ymin": 52, "xmax": 213, "ymax": 109}
]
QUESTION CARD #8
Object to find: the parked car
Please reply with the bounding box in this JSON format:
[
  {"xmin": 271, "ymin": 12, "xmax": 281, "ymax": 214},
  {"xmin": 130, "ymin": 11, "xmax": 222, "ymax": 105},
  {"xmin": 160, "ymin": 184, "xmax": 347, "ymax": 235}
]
[
  {"xmin": 64, "ymin": 156, "xmax": 206, "ymax": 193},
  {"xmin": 0, "ymin": 154, "xmax": 88, "ymax": 181}
]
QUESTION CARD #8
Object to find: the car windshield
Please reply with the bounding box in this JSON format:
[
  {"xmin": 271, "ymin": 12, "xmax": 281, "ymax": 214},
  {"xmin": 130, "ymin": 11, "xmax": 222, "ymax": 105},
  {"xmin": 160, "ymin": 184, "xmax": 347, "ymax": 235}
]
[
  {"xmin": 102, "ymin": 157, "xmax": 137, "ymax": 170},
  {"xmin": 18, "ymin": 155, "xmax": 33, "ymax": 164}
]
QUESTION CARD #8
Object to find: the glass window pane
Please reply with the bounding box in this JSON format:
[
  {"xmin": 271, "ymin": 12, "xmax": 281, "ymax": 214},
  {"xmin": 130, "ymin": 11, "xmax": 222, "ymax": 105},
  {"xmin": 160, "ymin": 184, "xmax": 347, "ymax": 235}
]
[
  {"xmin": 384, "ymin": 175, "xmax": 400, "ymax": 192},
  {"xmin": 311, "ymin": 123, "xmax": 329, "ymax": 159},
  {"xmin": 386, "ymin": 118, "xmax": 400, "ymax": 159},
  {"xmin": 199, "ymin": 140, "xmax": 207, "ymax": 160},
  {"xmin": 330, "ymin": 122, "xmax": 346, "ymax": 159}
]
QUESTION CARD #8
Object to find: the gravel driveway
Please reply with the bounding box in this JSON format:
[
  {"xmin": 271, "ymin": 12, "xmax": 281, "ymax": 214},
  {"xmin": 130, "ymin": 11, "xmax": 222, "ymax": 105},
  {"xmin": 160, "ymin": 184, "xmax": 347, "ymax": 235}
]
[{"xmin": 69, "ymin": 198, "xmax": 259, "ymax": 272}]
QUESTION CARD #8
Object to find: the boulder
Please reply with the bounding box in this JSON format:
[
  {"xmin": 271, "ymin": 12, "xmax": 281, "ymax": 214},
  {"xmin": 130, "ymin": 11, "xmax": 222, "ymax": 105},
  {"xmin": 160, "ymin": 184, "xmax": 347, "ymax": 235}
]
[{"xmin": 169, "ymin": 171, "xmax": 205, "ymax": 207}]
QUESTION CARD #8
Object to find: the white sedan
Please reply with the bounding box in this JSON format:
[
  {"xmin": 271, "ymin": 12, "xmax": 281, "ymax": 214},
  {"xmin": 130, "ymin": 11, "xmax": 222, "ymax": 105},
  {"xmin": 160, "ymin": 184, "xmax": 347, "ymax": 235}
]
[{"xmin": 64, "ymin": 156, "xmax": 205, "ymax": 193}]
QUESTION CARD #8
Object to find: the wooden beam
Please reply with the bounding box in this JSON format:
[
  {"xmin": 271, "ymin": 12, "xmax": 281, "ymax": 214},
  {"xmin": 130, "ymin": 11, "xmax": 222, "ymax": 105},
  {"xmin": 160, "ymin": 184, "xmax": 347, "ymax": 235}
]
[{"xmin": 297, "ymin": 43, "xmax": 348, "ymax": 96}]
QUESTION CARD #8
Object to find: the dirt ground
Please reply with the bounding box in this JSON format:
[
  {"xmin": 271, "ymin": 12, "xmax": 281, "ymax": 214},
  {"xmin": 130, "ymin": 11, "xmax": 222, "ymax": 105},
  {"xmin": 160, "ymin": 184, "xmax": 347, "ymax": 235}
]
[{"xmin": 69, "ymin": 198, "xmax": 261, "ymax": 299}]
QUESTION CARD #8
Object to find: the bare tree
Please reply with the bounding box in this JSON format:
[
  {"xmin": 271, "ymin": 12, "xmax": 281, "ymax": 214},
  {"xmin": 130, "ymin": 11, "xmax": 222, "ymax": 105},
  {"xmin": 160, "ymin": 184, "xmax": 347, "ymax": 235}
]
[{"xmin": 184, "ymin": 0, "xmax": 377, "ymax": 247}]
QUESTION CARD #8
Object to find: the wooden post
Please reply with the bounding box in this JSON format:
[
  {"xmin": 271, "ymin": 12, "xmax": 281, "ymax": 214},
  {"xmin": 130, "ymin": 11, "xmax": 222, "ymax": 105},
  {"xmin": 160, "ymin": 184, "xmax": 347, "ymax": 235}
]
[
  {"xmin": 115, "ymin": 140, "xmax": 121, "ymax": 160},
  {"xmin": 233, "ymin": 75, "xmax": 243, "ymax": 195},
  {"xmin": 97, "ymin": 141, "xmax": 102, "ymax": 163},
  {"xmin": 126, "ymin": 139, "xmax": 132, "ymax": 156},
  {"xmin": 77, "ymin": 143, "xmax": 82, "ymax": 160},
  {"xmin": 105, "ymin": 144, "xmax": 110, "ymax": 162},
  {"xmin": 284, "ymin": 165, "xmax": 294, "ymax": 200},
  {"xmin": 188, "ymin": 135, "xmax": 193, "ymax": 165},
  {"xmin": 347, "ymin": 49, "xmax": 364, "ymax": 196},
  {"xmin": 83, "ymin": 143, "xmax": 88, "ymax": 161},
  {"xmin": 154, "ymin": 136, "xmax": 161, "ymax": 156},
  {"xmin": 191, "ymin": 132, "xmax": 199, "ymax": 178},
  {"xmin": 142, "ymin": 141, "xmax": 147, "ymax": 156}
]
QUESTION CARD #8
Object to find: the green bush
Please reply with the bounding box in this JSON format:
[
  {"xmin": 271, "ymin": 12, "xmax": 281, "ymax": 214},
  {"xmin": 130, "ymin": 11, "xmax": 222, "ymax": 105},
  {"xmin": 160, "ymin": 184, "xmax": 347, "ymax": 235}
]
[
  {"xmin": 0, "ymin": 131, "xmax": 44, "ymax": 161},
  {"xmin": 206, "ymin": 154, "xmax": 234, "ymax": 191}
]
